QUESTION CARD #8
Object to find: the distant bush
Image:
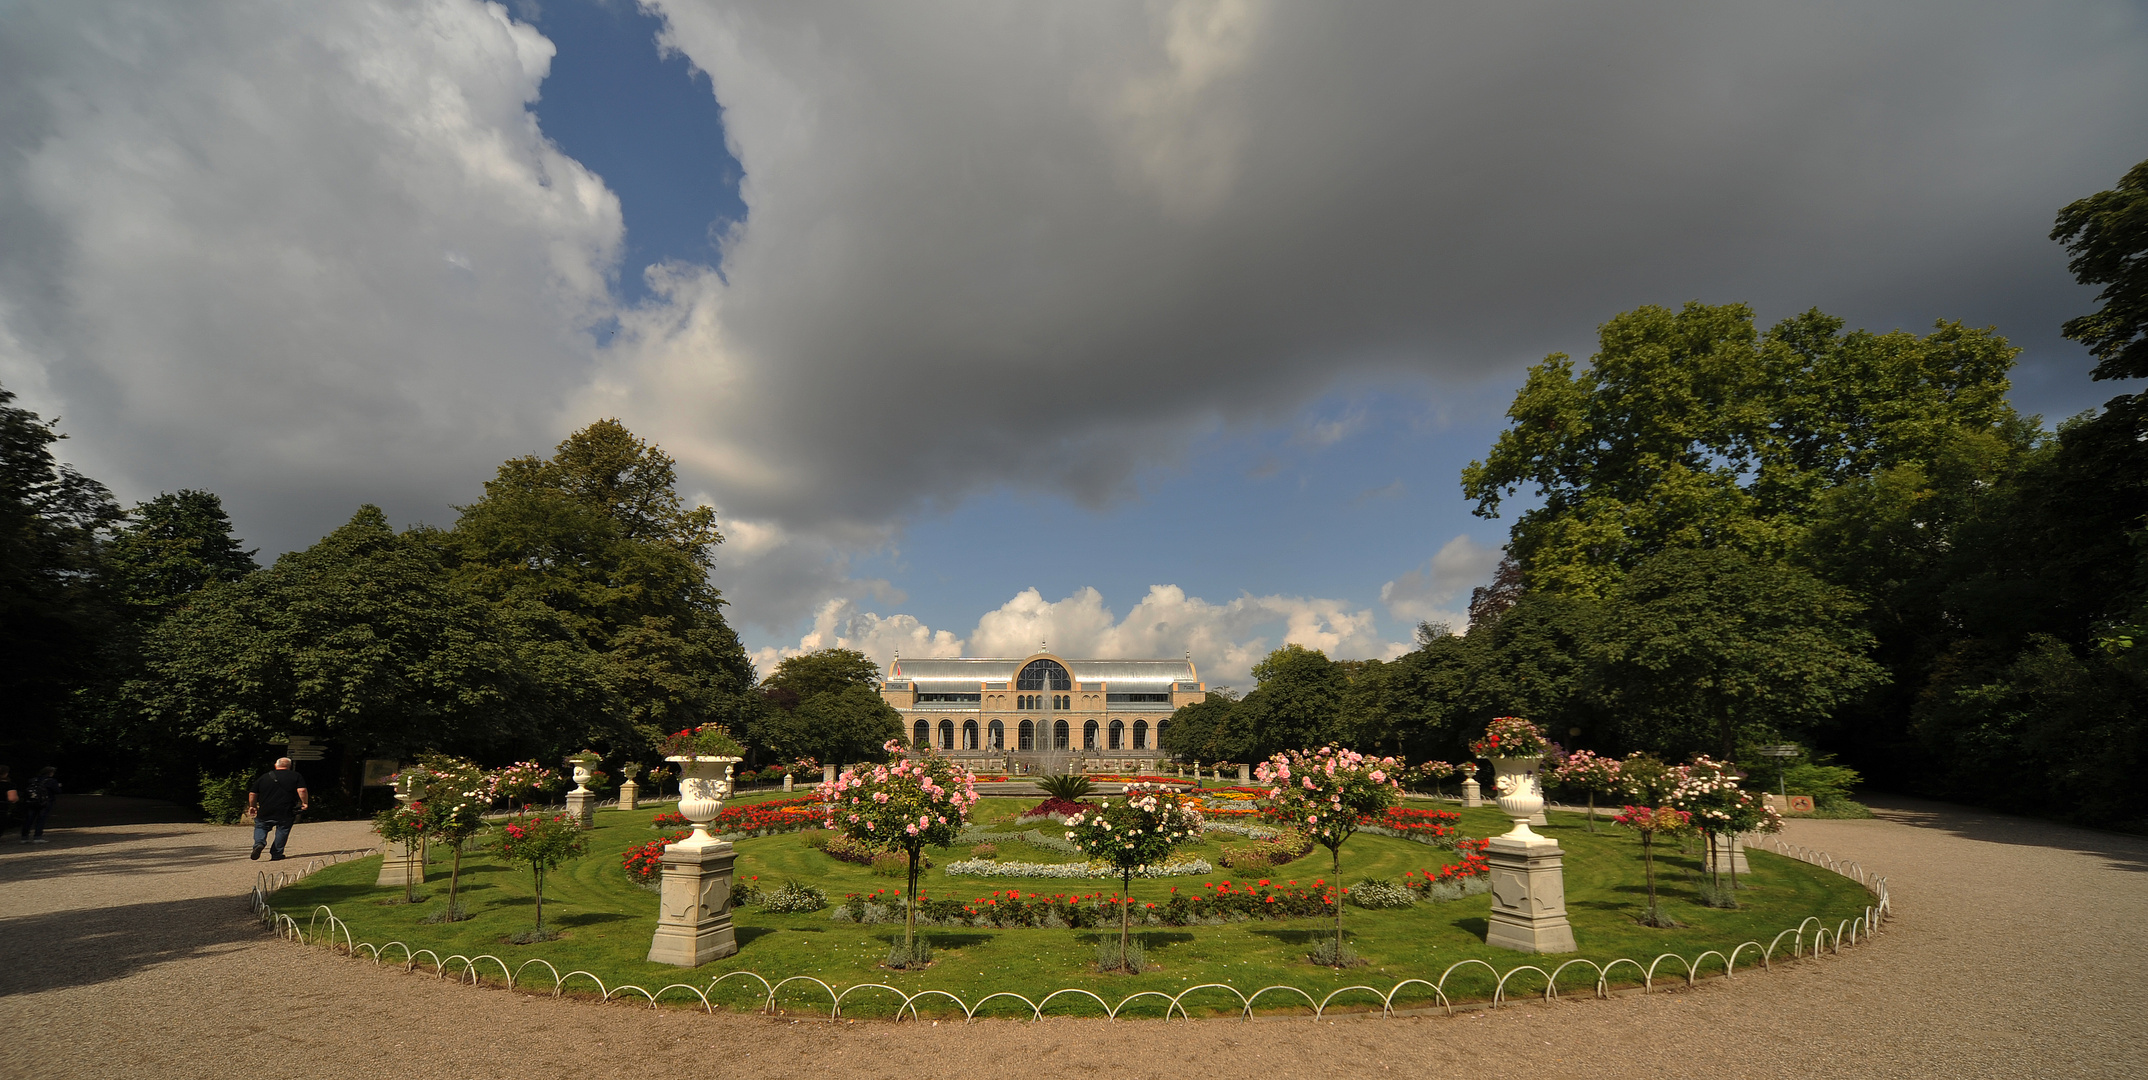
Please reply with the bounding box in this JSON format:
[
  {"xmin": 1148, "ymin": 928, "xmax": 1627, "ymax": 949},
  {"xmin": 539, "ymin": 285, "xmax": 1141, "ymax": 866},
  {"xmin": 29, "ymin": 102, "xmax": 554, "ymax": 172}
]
[{"xmin": 199, "ymin": 770, "xmax": 251, "ymax": 825}]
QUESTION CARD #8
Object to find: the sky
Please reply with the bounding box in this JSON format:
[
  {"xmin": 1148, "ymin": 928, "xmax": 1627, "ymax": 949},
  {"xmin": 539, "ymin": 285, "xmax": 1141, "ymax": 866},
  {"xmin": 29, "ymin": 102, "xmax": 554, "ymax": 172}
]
[{"xmin": 2, "ymin": 0, "xmax": 2144, "ymax": 687}]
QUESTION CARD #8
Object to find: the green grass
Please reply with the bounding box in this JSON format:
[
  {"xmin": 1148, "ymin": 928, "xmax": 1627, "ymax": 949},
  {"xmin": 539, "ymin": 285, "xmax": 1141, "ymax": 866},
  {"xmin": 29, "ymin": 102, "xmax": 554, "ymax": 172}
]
[{"xmin": 272, "ymin": 794, "xmax": 1875, "ymax": 1018}]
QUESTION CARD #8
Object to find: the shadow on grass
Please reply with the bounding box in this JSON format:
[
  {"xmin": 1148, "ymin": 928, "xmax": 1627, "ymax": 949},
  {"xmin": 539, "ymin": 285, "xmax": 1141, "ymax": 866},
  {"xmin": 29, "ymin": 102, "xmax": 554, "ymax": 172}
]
[
  {"xmin": 1245, "ymin": 927, "xmax": 1357, "ymax": 945},
  {"xmin": 734, "ymin": 926, "xmax": 781, "ymax": 947},
  {"xmin": 552, "ymin": 911, "xmax": 630, "ymax": 927}
]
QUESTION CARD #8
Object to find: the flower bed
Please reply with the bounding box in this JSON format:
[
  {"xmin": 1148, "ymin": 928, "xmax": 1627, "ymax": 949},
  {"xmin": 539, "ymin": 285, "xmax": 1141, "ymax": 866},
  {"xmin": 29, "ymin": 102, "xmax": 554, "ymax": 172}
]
[
  {"xmin": 650, "ymin": 811, "xmax": 689, "ymax": 829},
  {"xmin": 831, "ymin": 878, "xmax": 1354, "ymax": 929},
  {"xmin": 712, "ymin": 796, "xmax": 825, "ymax": 837},
  {"xmin": 621, "ymin": 831, "xmax": 690, "ymax": 884},
  {"xmin": 942, "ymin": 857, "xmax": 1215, "ymax": 879},
  {"xmin": 1399, "ymin": 838, "xmax": 1492, "ymax": 898},
  {"xmin": 1015, "ymin": 797, "xmax": 1098, "ymax": 823},
  {"xmin": 1082, "ymin": 775, "xmax": 1194, "ymax": 785}
]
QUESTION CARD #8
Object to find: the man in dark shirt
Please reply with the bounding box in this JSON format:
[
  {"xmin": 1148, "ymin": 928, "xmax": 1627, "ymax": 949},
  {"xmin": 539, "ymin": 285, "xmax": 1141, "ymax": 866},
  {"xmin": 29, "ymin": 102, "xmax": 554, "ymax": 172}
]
[
  {"xmin": 246, "ymin": 758, "xmax": 310, "ymax": 861},
  {"xmin": 18, "ymin": 767, "xmax": 57, "ymax": 842}
]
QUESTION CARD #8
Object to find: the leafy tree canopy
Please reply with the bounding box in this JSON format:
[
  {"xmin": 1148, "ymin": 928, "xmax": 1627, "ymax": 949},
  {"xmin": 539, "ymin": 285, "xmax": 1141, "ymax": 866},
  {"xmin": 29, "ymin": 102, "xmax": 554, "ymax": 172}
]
[
  {"xmin": 759, "ymin": 647, "xmax": 883, "ymax": 711},
  {"xmin": 137, "ymin": 506, "xmax": 538, "ymax": 759},
  {"xmin": 1463, "ymin": 302, "xmax": 2022, "ymax": 596},
  {"xmin": 1590, "ymin": 548, "xmax": 1886, "ymax": 760},
  {"xmin": 2052, "ymin": 157, "xmax": 2148, "ymax": 383},
  {"xmin": 106, "ymin": 489, "xmax": 258, "ymax": 619}
]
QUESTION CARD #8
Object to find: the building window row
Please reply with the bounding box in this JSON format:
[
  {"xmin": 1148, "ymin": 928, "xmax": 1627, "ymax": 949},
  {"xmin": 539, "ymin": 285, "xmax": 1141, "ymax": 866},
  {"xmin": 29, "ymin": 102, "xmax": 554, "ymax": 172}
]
[{"xmin": 912, "ymin": 717, "xmax": 1153, "ymax": 752}]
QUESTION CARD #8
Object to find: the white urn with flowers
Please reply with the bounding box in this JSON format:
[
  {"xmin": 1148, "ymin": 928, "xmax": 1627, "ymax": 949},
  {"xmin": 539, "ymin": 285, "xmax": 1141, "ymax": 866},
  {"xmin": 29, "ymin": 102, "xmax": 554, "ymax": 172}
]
[
  {"xmin": 660, "ymin": 723, "xmax": 749, "ymax": 852},
  {"xmin": 1472, "ymin": 716, "xmax": 1553, "ymax": 841}
]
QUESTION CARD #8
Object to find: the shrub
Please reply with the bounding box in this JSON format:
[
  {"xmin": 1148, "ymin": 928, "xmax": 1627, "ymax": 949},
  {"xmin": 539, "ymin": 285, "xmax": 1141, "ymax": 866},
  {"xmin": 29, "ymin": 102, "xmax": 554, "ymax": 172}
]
[
  {"xmin": 1347, "ymin": 878, "xmax": 1417, "ymax": 909},
  {"xmin": 198, "ymin": 770, "xmax": 251, "ymax": 825},
  {"xmin": 800, "ymin": 829, "xmax": 832, "ymax": 850},
  {"xmin": 1219, "ymin": 827, "xmax": 1312, "ymax": 869},
  {"xmin": 884, "ymin": 938, "xmax": 932, "ymax": 969},
  {"xmin": 760, "ymin": 879, "xmax": 828, "ymax": 914},
  {"xmin": 970, "ymin": 842, "xmax": 999, "ymax": 860},
  {"xmin": 1038, "ymin": 774, "xmax": 1095, "ymax": 802},
  {"xmin": 1309, "ymin": 937, "xmax": 1363, "ymax": 967},
  {"xmin": 1095, "ymin": 937, "xmax": 1147, "ymax": 974},
  {"xmin": 870, "ymin": 851, "xmax": 910, "ymax": 877},
  {"xmin": 822, "ymin": 833, "xmax": 888, "ymax": 865}
]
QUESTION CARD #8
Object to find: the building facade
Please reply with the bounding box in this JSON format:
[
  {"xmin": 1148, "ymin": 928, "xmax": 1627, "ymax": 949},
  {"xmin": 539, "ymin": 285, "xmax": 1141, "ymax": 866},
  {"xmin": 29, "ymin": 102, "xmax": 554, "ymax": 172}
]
[{"xmin": 878, "ymin": 653, "xmax": 1202, "ymax": 773}]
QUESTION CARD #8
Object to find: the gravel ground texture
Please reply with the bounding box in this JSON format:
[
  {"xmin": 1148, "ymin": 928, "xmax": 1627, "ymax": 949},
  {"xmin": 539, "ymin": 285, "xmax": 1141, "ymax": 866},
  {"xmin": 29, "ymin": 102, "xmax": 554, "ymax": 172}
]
[{"xmin": 2, "ymin": 796, "xmax": 2143, "ymax": 1080}]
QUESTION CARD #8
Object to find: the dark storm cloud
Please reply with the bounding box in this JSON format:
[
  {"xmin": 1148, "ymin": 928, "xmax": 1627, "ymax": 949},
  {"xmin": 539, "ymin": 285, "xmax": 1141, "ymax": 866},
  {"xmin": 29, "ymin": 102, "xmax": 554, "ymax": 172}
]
[{"xmin": 601, "ymin": 0, "xmax": 2148, "ymax": 534}]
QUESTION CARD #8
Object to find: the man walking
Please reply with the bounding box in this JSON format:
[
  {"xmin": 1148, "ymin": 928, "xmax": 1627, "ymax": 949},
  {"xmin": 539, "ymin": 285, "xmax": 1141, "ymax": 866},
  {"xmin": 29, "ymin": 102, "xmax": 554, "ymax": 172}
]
[
  {"xmin": 246, "ymin": 758, "xmax": 309, "ymax": 861},
  {"xmin": 19, "ymin": 767, "xmax": 58, "ymax": 843}
]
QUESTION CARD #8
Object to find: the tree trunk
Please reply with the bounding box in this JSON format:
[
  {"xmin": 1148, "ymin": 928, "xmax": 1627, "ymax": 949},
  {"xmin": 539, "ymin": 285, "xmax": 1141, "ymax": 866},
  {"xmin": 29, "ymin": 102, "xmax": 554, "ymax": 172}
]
[
  {"xmin": 533, "ymin": 866, "xmax": 545, "ymax": 933},
  {"xmin": 904, "ymin": 847, "xmax": 920, "ymax": 964},
  {"xmin": 1120, "ymin": 869, "xmax": 1133, "ymax": 969},
  {"xmin": 1641, "ymin": 834, "xmax": 1656, "ymax": 917},
  {"xmin": 1586, "ymin": 789, "xmax": 1597, "ymax": 833},
  {"xmin": 1331, "ymin": 844, "xmax": 1344, "ymax": 963},
  {"xmin": 404, "ymin": 841, "xmax": 417, "ymax": 904},
  {"xmin": 447, "ymin": 844, "xmax": 462, "ymax": 916}
]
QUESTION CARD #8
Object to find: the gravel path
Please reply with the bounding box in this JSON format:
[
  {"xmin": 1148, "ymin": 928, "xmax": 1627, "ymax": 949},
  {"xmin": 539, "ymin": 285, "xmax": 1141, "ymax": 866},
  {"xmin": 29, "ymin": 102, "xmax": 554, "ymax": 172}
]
[{"xmin": 2, "ymin": 799, "xmax": 2142, "ymax": 1080}]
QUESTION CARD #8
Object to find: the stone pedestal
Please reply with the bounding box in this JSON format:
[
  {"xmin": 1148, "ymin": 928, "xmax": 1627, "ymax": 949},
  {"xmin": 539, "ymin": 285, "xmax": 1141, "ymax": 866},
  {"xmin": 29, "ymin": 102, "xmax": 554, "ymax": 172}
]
[
  {"xmin": 1707, "ymin": 831, "xmax": 1751, "ymax": 876},
  {"xmin": 822, "ymin": 764, "xmax": 837, "ymax": 786},
  {"xmin": 646, "ymin": 840, "xmax": 739, "ymax": 966},
  {"xmin": 377, "ymin": 842, "xmax": 425, "ymax": 888},
  {"xmin": 782, "ymin": 774, "xmax": 794, "ymax": 792},
  {"xmin": 1483, "ymin": 834, "xmax": 1577, "ymax": 954},
  {"xmin": 566, "ymin": 788, "xmax": 596, "ymax": 830},
  {"xmin": 1461, "ymin": 777, "xmax": 1483, "ymax": 807},
  {"xmin": 619, "ymin": 779, "xmax": 639, "ymax": 811}
]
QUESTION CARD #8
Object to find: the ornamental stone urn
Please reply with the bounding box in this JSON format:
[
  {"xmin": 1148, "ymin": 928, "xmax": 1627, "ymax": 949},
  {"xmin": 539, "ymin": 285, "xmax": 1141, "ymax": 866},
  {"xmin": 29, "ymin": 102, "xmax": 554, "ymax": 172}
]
[
  {"xmin": 565, "ymin": 758, "xmax": 599, "ymax": 831},
  {"xmin": 647, "ymin": 755, "xmax": 742, "ymax": 966},
  {"xmin": 1483, "ymin": 755, "xmax": 1577, "ymax": 954}
]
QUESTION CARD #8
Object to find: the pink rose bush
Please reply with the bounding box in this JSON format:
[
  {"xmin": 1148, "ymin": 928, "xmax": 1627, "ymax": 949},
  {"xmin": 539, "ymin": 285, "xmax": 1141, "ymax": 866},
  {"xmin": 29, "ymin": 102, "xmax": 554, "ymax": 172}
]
[
  {"xmin": 1254, "ymin": 745, "xmax": 1403, "ymax": 966},
  {"xmin": 817, "ymin": 740, "xmax": 980, "ymax": 967}
]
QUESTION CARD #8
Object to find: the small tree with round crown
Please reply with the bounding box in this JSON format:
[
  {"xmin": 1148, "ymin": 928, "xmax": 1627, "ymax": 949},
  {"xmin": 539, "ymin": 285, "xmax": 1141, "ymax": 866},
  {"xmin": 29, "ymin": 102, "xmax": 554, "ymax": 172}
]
[
  {"xmin": 1254, "ymin": 745, "xmax": 1403, "ymax": 966},
  {"xmin": 1550, "ymin": 750, "xmax": 1623, "ymax": 833},
  {"xmin": 817, "ymin": 740, "xmax": 980, "ymax": 968},
  {"xmin": 1064, "ymin": 783, "xmax": 1205, "ymax": 970}
]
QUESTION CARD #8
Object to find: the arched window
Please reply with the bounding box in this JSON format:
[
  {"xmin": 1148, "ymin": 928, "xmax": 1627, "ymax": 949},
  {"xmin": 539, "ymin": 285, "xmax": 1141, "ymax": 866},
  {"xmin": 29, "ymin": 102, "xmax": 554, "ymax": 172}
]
[
  {"xmin": 913, "ymin": 719, "xmax": 930, "ymax": 747},
  {"xmin": 939, "ymin": 719, "xmax": 954, "ymax": 750},
  {"xmin": 963, "ymin": 720, "xmax": 979, "ymax": 750},
  {"xmin": 1017, "ymin": 659, "xmax": 1071, "ymax": 692},
  {"xmin": 1056, "ymin": 694, "xmax": 1069, "ymax": 710},
  {"xmin": 1133, "ymin": 719, "xmax": 1149, "ymax": 749},
  {"xmin": 1108, "ymin": 719, "xmax": 1124, "ymax": 750},
  {"xmin": 1019, "ymin": 720, "xmax": 1034, "ymax": 751},
  {"xmin": 1053, "ymin": 719, "xmax": 1070, "ymax": 750},
  {"xmin": 988, "ymin": 720, "xmax": 1004, "ymax": 750},
  {"xmin": 1083, "ymin": 719, "xmax": 1099, "ymax": 749}
]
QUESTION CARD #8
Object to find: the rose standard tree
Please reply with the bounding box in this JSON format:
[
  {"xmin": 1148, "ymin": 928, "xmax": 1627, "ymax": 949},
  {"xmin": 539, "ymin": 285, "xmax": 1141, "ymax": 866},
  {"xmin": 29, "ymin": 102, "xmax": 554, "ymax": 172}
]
[
  {"xmin": 490, "ymin": 809, "xmax": 590, "ymax": 943},
  {"xmin": 1064, "ymin": 783, "xmax": 1206, "ymax": 972},
  {"xmin": 1670, "ymin": 756, "xmax": 1783, "ymax": 900},
  {"xmin": 1254, "ymin": 746, "xmax": 1403, "ymax": 967},
  {"xmin": 417, "ymin": 754, "xmax": 490, "ymax": 921},
  {"xmin": 1550, "ymin": 750, "xmax": 1623, "ymax": 834},
  {"xmin": 818, "ymin": 740, "xmax": 980, "ymax": 969}
]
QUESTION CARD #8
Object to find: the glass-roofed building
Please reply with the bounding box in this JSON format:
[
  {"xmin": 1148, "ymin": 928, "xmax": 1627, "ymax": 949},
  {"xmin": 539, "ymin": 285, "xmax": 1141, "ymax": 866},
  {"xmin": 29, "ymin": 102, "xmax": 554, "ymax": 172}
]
[{"xmin": 877, "ymin": 652, "xmax": 1203, "ymax": 773}]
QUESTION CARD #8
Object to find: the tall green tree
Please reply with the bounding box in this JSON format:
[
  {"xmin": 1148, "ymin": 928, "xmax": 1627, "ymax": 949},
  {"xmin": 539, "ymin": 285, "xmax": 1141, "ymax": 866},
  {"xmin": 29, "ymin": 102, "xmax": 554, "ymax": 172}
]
[
  {"xmin": 0, "ymin": 384, "xmax": 121, "ymax": 759},
  {"xmin": 1158, "ymin": 691, "xmax": 1256, "ymax": 763},
  {"xmin": 1590, "ymin": 549, "xmax": 1885, "ymax": 760},
  {"xmin": 137, "ymin": 506, "xmax": 538, "ymax": 763},
  {"xmin": 1236, "ymin": 644, "xmax": 1346, "ymax": 757},
  {"xmin": 105, "ymin": 490, "xmax": 259, "ymax": 620},
  {"xmin": 442, "ymin": 420, "xmax": 757, "ymax": 752},
  {"xmin": 1462, "ymin": 303, "xmax": 2022, "ymax": 595},
  {"xmin": 749, "ymin": 649, "xmax": 901, "ymax": 764},
  {"xmin": 2052, "ymin": 157, "xmax": 2148, "ymax": 386}
]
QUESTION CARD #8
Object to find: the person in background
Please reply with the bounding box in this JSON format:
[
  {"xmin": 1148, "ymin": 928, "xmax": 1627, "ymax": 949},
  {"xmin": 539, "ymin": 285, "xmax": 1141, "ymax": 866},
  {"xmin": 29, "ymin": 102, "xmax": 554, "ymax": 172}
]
[
  {"xmin": 19, "ymin": 766, "xmax": 58, "ymax": 843},
  {"xmin": 245, "ymin": 757, "xmax": 309, "ymax": 861}
]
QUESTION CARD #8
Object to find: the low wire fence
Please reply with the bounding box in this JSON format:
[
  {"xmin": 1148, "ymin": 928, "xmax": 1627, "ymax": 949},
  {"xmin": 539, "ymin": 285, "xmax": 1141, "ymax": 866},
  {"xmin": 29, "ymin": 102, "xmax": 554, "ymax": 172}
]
[{"xmin": 251, "ymin": 836, "xmax": 1888, "ymax": 1022}]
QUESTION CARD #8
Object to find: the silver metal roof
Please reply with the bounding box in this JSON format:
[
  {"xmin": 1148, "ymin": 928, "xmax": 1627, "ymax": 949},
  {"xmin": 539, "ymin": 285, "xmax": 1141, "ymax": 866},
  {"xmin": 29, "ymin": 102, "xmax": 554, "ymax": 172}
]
[{"xmin": 890, "ymin": 657, "xmax": 1195, "ymax": 691}]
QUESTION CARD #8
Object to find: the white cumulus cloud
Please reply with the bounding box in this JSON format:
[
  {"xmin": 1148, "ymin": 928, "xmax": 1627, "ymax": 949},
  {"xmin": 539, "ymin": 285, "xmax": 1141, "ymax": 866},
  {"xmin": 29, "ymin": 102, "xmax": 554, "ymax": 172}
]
[{"xmin": 1381, "ymin": 535, "xmax": 1503, "ymax": 629}]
